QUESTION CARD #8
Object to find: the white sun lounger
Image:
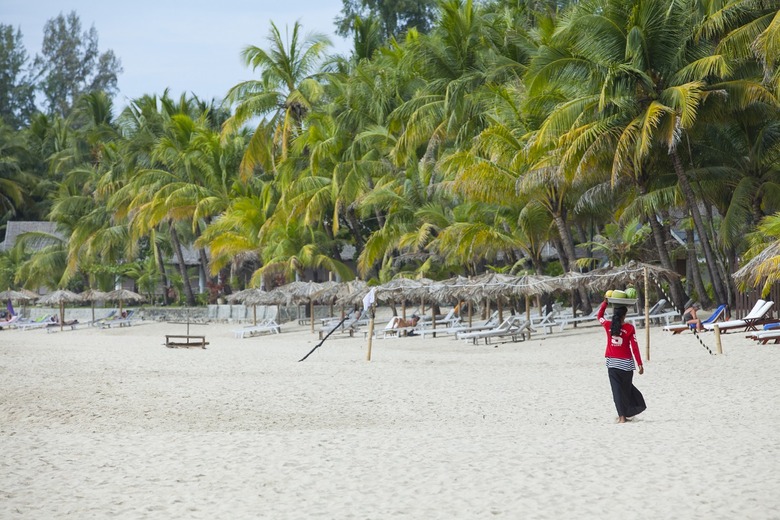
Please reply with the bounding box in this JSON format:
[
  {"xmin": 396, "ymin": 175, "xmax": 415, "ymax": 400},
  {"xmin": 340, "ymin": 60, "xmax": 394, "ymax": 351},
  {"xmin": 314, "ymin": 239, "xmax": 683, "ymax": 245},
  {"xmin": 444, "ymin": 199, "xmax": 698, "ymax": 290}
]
[
  {"xmin": 703, "ymin": 301, "xmax": 773, "ymax": 332},
  {"xmin": 16, "ymin": 315, "xmax": 55, "ymax": 331},
  {"xmin": 418, "ymin": 311, "xmax": 499, "ymax": 339},
  {"xmin": 458, "ymin": 315, "xmax": 534, "ymax": 345},
  {"xmin": 233, "ymin": 319, "xmax": 281, "ymax": 338}
]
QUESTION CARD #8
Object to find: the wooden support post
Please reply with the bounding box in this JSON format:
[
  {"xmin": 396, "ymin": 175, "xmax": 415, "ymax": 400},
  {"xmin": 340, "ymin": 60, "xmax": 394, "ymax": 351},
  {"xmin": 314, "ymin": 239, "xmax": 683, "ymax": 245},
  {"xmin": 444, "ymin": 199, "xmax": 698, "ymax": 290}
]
[
  {"xmin": 431, "ymin": 306, "xmax": 436, "ymax": 329},
  {"xmin": 714, "ymin": 325, "xmax": 723, "ymax": 355},
  {"xmin": 366, "ymin": 305, "xmax": 375, "ymax": 361},
  {"xmin": 310, "ymin": 300, "xmax": 315, "ymax": 334},
  {"xmin": 644, "ymin": 267, "xmax": 650, "ymax": 362},
  {"xmin": 525, "ymin": 295, "xmax": 531, "ymax": 324}
]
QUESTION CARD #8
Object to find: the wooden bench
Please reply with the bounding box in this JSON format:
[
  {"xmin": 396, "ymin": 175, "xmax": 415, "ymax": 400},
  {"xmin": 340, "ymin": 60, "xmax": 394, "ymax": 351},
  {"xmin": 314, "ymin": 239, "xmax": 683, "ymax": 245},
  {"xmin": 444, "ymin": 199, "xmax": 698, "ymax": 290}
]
[{"xmin": 165, "ymin": 335, "xmax": 209, "ymax": 349}]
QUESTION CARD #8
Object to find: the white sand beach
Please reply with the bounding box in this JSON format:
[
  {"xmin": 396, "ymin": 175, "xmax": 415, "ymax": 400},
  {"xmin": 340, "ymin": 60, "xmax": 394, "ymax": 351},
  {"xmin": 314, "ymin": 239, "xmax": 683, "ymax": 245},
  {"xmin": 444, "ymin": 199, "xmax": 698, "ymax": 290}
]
[{"xmin": 1, "ymin": 317, "xmax": 779, "ymax": 519}]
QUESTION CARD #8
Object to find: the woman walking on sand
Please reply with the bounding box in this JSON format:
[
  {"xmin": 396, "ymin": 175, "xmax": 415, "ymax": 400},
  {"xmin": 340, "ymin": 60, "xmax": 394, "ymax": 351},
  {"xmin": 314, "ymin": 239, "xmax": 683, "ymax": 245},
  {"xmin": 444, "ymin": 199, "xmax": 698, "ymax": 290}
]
[{"xmin": 597, "ymin": 299, "xmax": 646, "ymax": 423}]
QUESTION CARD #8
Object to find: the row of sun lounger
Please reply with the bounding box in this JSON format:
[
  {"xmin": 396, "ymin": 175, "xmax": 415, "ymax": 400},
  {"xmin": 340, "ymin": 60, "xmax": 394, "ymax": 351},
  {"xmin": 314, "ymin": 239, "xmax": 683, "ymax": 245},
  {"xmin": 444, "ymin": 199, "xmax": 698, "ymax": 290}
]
[
  {"xmin": 662, "ymin": 301, "xmax": 772, "ymax": 334},
  {"xmin": 232, "ymin": 319, "xmax": 282, "ymax": 338}
]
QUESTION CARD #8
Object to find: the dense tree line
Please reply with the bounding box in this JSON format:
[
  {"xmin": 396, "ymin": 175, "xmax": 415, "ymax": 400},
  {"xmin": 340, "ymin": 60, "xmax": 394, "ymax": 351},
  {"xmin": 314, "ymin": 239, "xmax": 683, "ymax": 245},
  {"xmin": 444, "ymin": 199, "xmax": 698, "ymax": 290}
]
[{"xmin": 1, "ymin": 0, "xmax": 779, "ymax": 311}]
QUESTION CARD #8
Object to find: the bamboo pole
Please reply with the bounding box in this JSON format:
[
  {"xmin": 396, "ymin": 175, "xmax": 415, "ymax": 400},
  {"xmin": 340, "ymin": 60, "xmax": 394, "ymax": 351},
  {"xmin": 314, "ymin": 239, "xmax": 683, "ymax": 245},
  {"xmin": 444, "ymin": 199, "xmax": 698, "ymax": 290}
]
[
  {"xmin": 310, "ymin": 300, "xmax": 315, "ymax": 334},
  {"xmin": 644, "ymin": 267, "xmax": 650, "ymax": 361},
  {"xmin": 366, "ymin": 305, "xmax": 376, "ymax": 361},
  {"xmin": 525, "ymin": 295, "xmax": 531, "ymax": 324},
  {"xmin": 714, "ymin": 325, "xmax": 723, "ymax": 354}
]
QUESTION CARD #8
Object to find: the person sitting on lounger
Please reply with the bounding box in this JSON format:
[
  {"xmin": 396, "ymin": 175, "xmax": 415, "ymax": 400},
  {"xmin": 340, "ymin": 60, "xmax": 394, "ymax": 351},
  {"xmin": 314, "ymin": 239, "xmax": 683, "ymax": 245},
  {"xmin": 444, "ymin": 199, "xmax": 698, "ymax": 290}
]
[
  {"xmin": 683, "ymin": 303, "xmax": 704, "ymax": 332},
  {"xmin": 387, "ymin": 314, "xmax": 421, "ymax": 335}
]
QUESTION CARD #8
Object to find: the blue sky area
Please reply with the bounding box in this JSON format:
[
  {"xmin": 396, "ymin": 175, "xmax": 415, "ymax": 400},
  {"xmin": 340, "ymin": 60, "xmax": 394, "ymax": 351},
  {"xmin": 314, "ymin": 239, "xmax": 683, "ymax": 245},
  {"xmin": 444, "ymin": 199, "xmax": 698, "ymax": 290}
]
[{"xmin": 3, "ymin": 0, "xmax": 351, "ymax": 109}]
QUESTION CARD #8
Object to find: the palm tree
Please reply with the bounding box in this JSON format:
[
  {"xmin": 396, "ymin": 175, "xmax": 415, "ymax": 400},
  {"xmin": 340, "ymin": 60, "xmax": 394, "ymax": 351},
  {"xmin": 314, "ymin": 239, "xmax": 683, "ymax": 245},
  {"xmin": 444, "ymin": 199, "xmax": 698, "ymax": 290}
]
[
  {"xmin": 522, "ymin": 0, "xmax": 771, "ymax": 305},
  {"xmin": 0, "ymin": 121, "xmax": 28, "ymax": 220},
  {"xmin": 222, "ymin": 21, "xmax": 332, "ymax": 177}
]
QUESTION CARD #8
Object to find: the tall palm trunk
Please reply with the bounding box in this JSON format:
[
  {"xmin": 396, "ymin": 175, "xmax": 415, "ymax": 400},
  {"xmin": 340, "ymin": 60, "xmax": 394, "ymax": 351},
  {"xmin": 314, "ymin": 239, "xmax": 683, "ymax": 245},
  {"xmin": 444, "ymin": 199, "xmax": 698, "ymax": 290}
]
[
  {"xmin": 345, "ymin": 205, "xmax": 365, "ymax": 253},
  {"xmin": 170, "ymin": 222, "xmax": 196, "ymax": 306},
  {"xmin": 670, "ymin": 149, "xmax": 728, "ymax": 304},
  {"xmin": 154, "ymin": 242, "xmax": 170, "ymax": 305},
  {"xmin": 193, "ymin": 224, "xmax": 210, "ymax": 294},
  {"xmin": 686, "ymin": 228, "xmax": 711, "ymax": 307},
  {"xmin": 638, "ymin": 185, "xmax": 688, "ymax": 311},
  {"xmin": 552, "ymin": 212, "xmax": 592, "ymax": 313}
]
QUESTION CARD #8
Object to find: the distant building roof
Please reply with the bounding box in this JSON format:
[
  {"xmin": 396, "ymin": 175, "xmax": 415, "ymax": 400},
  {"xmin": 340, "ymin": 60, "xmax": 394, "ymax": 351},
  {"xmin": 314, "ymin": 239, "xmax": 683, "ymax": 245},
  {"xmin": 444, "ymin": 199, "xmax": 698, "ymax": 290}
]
[
  {"xmin": 168, "ymin": 244, "xmax": 203, "ymax": 266},
  {"xmin": 0, "ymin": 221, "xmax": 64, "ymax": 252}
]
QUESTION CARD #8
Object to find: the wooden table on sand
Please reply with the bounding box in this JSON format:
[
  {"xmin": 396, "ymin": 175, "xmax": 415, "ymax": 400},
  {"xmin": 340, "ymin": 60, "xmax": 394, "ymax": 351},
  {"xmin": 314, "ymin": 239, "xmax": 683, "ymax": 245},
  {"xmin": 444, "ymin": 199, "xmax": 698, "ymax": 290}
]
[{"xmin": 165, "ymin": 335, "xmax": 209, "ymax": 349}]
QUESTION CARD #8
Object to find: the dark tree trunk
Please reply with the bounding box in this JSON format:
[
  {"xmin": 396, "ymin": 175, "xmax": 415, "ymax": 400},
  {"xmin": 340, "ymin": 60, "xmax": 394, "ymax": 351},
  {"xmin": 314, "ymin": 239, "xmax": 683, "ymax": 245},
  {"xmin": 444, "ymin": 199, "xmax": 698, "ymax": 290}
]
[
  {"xmin": 155, "ymin": 242, "xmax": 170, "ymax": 305},
  {"xmin": 671, "ymin": 149, "xmax": 728, "ymax": 304},
  {"xmin": 686, "ymin": 228, "xmax": 711, "ymax": 307},
  {"xmin": 170, "ymin": 223, "xmax": 196, "ymax": 306},
  {"xmin": 552, "ymin": 212, "xmax": 592, "ymax": 314},
  {"xmin": 638, "ymin": 184, "xmax": 688, "ymax": 311}
]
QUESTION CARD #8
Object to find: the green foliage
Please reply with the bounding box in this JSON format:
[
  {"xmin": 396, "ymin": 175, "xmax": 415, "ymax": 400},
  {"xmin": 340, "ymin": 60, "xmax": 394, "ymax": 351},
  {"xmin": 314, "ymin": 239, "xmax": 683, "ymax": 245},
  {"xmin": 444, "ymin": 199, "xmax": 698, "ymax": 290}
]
[
  {"xmin": 579, "ymin": 217, "xmax": 652, "ymax": 267},
  {"xmin": 32, "ymin": 11, "xmax": 122, "ymax": 117},
  {"xmin": 336, "ymin": 0, "xmax": 438, "ymax": 39},
  {"xmin": 0, "ymin": 25, "xmax": 36, "ymax": 129},
  {"xmin": 2, "ymin": 0, "xmax": 780, "ymax": 302}
]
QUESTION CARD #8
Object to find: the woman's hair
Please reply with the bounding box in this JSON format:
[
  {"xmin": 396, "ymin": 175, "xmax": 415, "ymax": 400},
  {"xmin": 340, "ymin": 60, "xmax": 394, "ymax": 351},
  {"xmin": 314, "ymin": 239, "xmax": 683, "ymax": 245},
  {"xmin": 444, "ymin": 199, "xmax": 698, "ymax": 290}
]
[{"xmin": 610, "ymin": 306, "xmax": 628, "ymax": 336}]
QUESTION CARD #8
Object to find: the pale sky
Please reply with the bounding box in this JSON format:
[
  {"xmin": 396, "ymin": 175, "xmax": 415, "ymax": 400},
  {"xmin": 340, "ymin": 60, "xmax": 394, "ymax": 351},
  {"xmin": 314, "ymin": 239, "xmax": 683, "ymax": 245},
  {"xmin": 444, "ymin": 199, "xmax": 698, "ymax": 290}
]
[{"xmin": 3, "ymin": 0, "xmax": 351, "ymax": 109}]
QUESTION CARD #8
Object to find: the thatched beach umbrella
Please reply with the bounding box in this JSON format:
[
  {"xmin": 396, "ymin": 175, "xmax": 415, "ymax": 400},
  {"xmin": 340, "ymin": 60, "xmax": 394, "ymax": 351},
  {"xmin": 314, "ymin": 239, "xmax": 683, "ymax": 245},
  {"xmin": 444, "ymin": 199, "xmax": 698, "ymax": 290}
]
[
  {"xmin": 1, "ymin": 288, "xmax": 39, "ymax": 314},
  {"xmin": 80, "ymin": 289, "xmax": 108, "ymax": 325},
  {"xmin": 38, "ymin": 289, "xmax": 82, "ymax": 331},
  {"xmin": 467, "ymin": 272, "xmax": 521, "ymax": 322},
  {"xmin": 277, "ymin": 281, "xmax": 326, "ymax": 333},
  {"xmin": 334, "ymin": 280, "xmax": 371, "ymax": 309},
  {"xmin": 225, "ymin": 288, "xmax": 262, "ymax": 304},
  {"xmin": 105, "ymin": 289, "xmax": 145, "ymax": 315},
  {"xmin": 0, "ymin": 289, "xmax": 30, "ymax": 301},
  {"xmin": 240, "ymin": 288, "xmax": 287, "ymax": 325},
  {"xmin": 580, "ymin": 261, "xmax": 680, "ymax": 292},
  {"xmin": 511, "ymin": 274, "xmax": 560, "ymax": 322},
  {"xmin": 226, "ymin": 288, "xmax": 262, "ymax": 324},
  {"xmin": 17, "ymin": 288, "xmax": 41, "ymax": 300},
  {"xmin": 374, "ymin": 278, "xmax": 424, "ymax": 320},
  {"xmin": 733, "ymin": 242, "xmax": 780, "ymax": 291}
]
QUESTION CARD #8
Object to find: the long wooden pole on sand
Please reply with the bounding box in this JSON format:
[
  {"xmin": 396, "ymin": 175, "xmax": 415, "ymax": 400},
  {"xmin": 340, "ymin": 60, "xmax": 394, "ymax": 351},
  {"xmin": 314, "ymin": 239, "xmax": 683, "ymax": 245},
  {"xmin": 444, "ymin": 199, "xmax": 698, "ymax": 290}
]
[
  {"xmin": 366, "ymin": 304, "xmax": 376, "ymax": 361},
  {"xmin": 644, "ymin": 267, "xmax": 650, "ymax": 361}
]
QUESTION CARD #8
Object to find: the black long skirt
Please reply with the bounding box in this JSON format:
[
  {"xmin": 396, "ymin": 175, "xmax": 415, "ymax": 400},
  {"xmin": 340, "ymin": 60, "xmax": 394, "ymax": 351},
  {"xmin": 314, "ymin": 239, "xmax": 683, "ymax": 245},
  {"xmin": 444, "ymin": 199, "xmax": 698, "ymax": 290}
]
[{"xmin": 608, "ymin": 367, "xmax": 646, "ymax": 418}]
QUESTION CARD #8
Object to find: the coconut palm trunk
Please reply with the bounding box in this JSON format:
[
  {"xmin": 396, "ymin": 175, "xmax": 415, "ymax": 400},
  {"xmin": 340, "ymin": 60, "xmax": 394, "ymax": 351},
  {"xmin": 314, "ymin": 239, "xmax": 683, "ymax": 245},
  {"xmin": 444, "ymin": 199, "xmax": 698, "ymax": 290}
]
[
  {"xmin": 686, "ymin": 228, "xmax": 711, "ymax": 307},
  {"xmin": 170, "ymin": 223, "xmax": 196, "ymax": 306},
  {"xmin": 639, "ymin": 186, "xmax": 688, "ymax": 311},
  {"xmin": 552, "ymin": 212, "xmax": 592, "ymax": 313},
  {"xmin": 671, "ymin": 150, "xmax": 728, "ymax": 305},
  {"xmin": 154, "ymin": 242, "xmax": 170, "ymax": 305}
]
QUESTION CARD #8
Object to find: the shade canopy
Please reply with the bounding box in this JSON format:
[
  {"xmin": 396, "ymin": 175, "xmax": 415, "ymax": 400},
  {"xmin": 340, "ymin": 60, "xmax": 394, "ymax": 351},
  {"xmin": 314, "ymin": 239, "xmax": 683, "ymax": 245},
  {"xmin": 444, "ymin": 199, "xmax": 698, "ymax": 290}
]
[
  {"xmin": 732, "ymin": 242, "xmax": 780, "ymax": 290},
  {"xmin": 38, "ymin": 289, "xmax": 82, "ymax": 306},
  {"xmin": 105, "ymin": 289, "xmax": 145, "ymax": 314},
  {"xmin": 576, "ymin": 261, "xmax": 680, "ymax": 291},
  {"xmin": 38, "ymin": 290, "xmax": 82, "ymax": 331},
  {"xmin": 0, "ymin": 289, "xmax": 39, "ymax": 301},
  {"xmin": 80, "ymin": 289, "xmax": 109, "ymax": 302}
]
